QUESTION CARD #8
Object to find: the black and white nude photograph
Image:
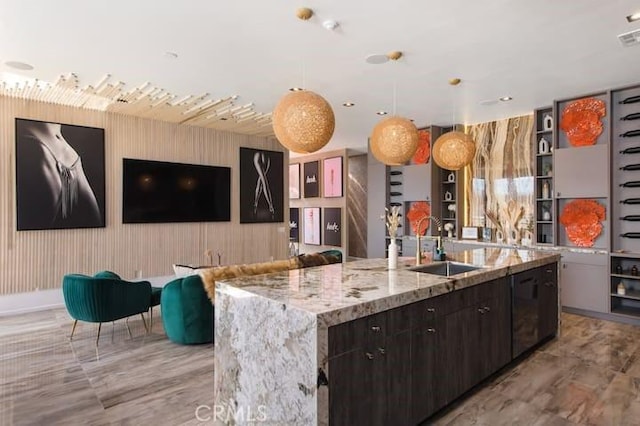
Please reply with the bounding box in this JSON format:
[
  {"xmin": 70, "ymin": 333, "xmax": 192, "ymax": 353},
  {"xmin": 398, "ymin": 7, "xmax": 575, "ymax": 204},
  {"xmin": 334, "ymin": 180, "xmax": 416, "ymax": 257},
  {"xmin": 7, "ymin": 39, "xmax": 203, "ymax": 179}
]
[
  {"xmin": 239, "ymin": 147, "xmax": 284, "ymax": 223},
  {"xmin": 15, "ymin": 118, "xmax": 105, "ymax": 231}
]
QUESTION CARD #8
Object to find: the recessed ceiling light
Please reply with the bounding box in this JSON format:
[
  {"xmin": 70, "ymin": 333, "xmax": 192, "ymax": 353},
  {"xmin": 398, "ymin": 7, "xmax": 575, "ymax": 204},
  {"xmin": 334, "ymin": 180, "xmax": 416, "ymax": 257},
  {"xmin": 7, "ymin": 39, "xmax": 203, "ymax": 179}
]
[
  {"xmin": 376, "ymin": 111, "xmax": 388, "ymax": 116},
  {"xmin": 164, "ymin": 51, "xmax": 178, "ymax": 59},
  {"xmin": 366, "ymin": 54, "xmax": 389, "ymax": 65},
  {"xmin": 289, "ymin": 87, "xmax": 304, "ymax": 92},
  {"xmin": 499, "ymin": 96, "xmax": 513, "ymax": 102},
  {"xmin": 5, "ymin": 61, "xmax": 34, "ymax": 70},
  {"xmin": 627, "ymin": 12, "xmax": 640, "ymax": 22},
  {"xmin": 342, "ymin": 102, "xmax": 355, "ymax": 107}
]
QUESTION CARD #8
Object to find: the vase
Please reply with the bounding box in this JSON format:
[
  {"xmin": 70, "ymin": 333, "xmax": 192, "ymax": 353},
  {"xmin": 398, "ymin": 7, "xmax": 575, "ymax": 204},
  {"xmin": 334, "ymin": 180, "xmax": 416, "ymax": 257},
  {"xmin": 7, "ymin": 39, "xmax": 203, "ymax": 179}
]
[
  {"xmin": 543, "ymin": 114, "xmax": 553, "ymax": 131},
  {"xmin": 388, "ymin": 239, "xmax": 398, "ymax": 270}
]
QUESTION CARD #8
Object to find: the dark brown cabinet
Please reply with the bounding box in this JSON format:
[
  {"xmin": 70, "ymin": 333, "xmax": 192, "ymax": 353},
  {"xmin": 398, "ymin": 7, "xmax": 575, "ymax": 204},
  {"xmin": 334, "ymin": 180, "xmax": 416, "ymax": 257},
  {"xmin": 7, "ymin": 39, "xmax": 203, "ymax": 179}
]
[
  {"xmin": 328, "ymin": 306, "xmax": 411, "ymax": 426},
  {"xmin": 539, "ymin": 263, "xmax": 558, "ymax": 340},
  {"xmin": 329, "ymin": 266, "xmax": 556, "ymax": 426}
]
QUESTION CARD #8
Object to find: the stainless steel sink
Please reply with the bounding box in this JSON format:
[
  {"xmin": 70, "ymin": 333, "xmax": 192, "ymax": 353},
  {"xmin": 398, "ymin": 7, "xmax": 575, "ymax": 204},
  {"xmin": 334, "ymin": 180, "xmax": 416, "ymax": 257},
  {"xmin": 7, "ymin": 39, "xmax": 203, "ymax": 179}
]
[{"xmin": 410, "ymin": 261, "xmax": 481, "ymax": 277}]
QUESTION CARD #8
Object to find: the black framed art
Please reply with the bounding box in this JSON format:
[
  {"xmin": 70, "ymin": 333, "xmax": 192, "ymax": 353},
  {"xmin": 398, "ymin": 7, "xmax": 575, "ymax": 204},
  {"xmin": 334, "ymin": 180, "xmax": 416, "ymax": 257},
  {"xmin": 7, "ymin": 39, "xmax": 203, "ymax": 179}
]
[
  {"xmin": 303, "ymin": 160, "xmax": 319, "ymax": 198},
  {"xmin": 289, "ymin": 163, "xmax": 300, "ymax": 199},
  {"xmin": 323, "ymin": 207, "xmax": 342, "ymax": 247},
  {"xmin": 15, "ymin": 118, "xmax": 106, "ymax": 230},
  {"xmin": 289, "ymin": 207, "xmax": 299, "ymax": 242},
  {"xmin": 323, "ymin": 156, "xmax": 343, "ymax": 197},
  {"xmin": 239, "ymin": 147, "xmax": 284, "ymax": 223},
  {"xmin": 303, "ymin": 207, "xmax": 321, "ymax": 245}
]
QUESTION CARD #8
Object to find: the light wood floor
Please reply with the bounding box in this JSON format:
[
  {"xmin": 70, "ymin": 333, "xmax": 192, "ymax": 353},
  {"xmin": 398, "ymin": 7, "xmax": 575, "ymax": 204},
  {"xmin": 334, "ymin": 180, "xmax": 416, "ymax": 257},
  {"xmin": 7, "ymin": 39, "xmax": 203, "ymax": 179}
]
[
  {"xmin": 2, "ymin": 309, "xmax": 640, "ymax": 425},
  {"xmin": 0, "ymin": 308, "xmax": 213, "ymax": 425}
]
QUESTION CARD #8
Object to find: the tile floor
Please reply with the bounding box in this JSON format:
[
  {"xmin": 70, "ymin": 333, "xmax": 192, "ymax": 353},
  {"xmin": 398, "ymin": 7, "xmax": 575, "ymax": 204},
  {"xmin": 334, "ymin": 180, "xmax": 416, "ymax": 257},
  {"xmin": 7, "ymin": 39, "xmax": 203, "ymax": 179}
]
[{"xmin": 1, "ymin": 309, "xmax": 640, "ymax": 425}]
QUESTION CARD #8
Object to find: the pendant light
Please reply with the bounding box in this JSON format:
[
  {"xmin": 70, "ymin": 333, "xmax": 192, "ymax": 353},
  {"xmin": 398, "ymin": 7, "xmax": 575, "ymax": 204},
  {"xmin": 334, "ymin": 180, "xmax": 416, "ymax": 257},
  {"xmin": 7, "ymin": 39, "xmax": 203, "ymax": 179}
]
[
  {"xmin": 369, "ymin": 51, "xmax": 419, "ymax": 166},
  {"xmin": 432, "ymin": 79, "xmax": 475, "ymax": 171},
  {"xmin": 272, "ymin": 8, "xmax": 335, "ymax": 154}
]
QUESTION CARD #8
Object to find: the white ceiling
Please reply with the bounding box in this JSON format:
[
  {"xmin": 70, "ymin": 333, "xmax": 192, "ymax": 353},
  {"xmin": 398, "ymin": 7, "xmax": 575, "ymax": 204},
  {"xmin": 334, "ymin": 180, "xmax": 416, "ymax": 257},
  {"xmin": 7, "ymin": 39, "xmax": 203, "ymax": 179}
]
[{"xmin": 2, "ymin": 0, "xmax": 640, "ymax": 154}]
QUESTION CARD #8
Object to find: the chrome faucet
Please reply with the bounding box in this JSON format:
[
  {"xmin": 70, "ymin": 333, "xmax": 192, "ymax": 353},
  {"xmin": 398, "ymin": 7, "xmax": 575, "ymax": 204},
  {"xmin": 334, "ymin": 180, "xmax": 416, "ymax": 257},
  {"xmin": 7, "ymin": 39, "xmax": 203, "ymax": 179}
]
[{"xmin": 415, "ymin": 215, "xmax": 445, "ymax": 264}]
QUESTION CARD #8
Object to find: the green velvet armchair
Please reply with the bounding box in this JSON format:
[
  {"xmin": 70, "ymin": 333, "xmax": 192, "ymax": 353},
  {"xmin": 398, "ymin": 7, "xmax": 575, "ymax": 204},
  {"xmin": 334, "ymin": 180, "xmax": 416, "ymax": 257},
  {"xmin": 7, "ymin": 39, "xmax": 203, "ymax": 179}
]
[
  {"xmin": 161, "ymin": 275, "xmax": 214, "ymax": 345},
  {"xmin": 62, "ymin": 272, "xmax": 152, "ymax": 344}
]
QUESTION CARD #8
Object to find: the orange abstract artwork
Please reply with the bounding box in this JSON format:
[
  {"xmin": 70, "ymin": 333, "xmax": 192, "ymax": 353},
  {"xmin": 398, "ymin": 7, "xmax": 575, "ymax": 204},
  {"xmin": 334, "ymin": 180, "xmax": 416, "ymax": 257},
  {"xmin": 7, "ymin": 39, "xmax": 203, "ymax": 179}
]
[
  {"xmin": 407, "ymin": 201, "xmax": 431, "ymax": 235},
  {"xmin": 559, "ymin": 199, "xmax": 606, "ymax": 247},
  {"xmin": 559, "ymin": 97, "xmax": 606, "ymax": 147},
  {"xmin": 412, "ymin": 130, "xmax": 430, "ymax": 164}
]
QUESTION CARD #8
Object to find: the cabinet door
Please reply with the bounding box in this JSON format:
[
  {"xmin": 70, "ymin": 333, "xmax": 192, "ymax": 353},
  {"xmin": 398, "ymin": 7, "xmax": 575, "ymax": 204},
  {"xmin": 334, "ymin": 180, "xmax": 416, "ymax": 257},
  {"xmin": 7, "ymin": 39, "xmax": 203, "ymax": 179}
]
[
  {"xmin": 554, "ymin": 145, "xmax": 608, "ymax": 198},
  {"xmin": 478, "ymin": 280, "xmax": 511, "ymax": 377},
  {"xmin": 410, "ymin": 325, "xmax": 438, "ymax": 423},
  {"xmin": 403, "ymin": 164, "xmax": 431, "ymax": 201},
  {"xmin": 539, "ymin": 263, "xmax": 559, "ymax": 340},
  {"xmin": 561, "ymin": 261, "xmax": 608, "ymax": 313},
  {"xmin": 329, "ymin": 349, "xmax": 375, "ymax": 426},
  {"xmin": 384, "ymin": 330, "xmax": 411, "ymax": 425},
  {"xmin": 437, "ymin": 305, "xmax": 479, "ymax": 403}
]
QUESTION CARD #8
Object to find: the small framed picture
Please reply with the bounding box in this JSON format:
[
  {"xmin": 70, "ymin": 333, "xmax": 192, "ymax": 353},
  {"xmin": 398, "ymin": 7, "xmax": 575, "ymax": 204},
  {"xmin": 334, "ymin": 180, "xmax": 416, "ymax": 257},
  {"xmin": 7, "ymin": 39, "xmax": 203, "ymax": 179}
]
[
  {"xmin": 303, "ymin": 207, "xmax": 321, "ymax": 245},
  {"xmin": 304, "ymin": 161, "xmax": 319, "ymax": 198},
  {"xmin": 289, "ymin": 208, "xmax": 299, "ymax": 242},
  {"xmin": 289, "ymin": 163, "xmax": 300, "ymax": 199},
  {"xmin": 323, "ymin": 156, "xmax": 343, "ymax": 197},
  {"xmin": 482, "ymin": 227, "xmax": 493, "ymax": 242},
  {"xmin": 323, "ymin": 207, "xmax": 342, "ymax": 247}
]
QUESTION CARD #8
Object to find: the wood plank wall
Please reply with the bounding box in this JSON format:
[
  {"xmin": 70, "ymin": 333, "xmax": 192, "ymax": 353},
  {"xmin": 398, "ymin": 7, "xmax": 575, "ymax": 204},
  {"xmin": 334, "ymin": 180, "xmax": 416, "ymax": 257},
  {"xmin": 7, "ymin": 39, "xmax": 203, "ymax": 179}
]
[{"xmin": 0, "ymin": 97, "xmax": 287, "ymax": 295}]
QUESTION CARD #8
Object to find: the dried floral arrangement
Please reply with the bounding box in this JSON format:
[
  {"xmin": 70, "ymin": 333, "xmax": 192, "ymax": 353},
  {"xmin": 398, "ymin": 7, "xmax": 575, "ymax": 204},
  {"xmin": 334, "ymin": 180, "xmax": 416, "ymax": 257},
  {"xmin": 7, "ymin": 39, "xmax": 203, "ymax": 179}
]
[{"xmin": 382, "ymin": 206, "xmax": 402, "ymax": 238}]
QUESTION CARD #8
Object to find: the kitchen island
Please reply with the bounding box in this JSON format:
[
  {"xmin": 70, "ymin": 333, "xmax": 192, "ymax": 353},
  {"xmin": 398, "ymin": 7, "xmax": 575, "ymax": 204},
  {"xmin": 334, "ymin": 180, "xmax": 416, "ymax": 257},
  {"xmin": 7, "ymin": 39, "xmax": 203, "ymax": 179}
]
[{"xmin": 213, "ymin": 248, "xmax": 560, "ymax": 425}]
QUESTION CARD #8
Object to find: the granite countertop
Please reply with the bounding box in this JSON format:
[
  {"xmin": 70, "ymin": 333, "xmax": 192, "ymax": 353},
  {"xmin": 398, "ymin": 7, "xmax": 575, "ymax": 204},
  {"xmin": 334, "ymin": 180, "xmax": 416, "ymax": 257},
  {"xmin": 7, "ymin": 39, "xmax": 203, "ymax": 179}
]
[{"xmin": 216, "ymin": 248, "xmax": 560, "ymax": 327}]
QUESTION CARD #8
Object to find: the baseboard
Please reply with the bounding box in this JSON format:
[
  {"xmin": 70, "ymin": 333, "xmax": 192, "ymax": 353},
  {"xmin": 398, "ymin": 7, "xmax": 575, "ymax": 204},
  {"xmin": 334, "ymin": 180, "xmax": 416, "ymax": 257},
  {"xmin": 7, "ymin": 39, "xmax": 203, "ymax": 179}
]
[
  {"xmin": 562, "ymin": 306, "xmax": 640, "ymax": 326},
  {"xmin": 0, "ymin": 289, "xmax": 64, "ymax": 316},
  {"xmin": 0, "ymin": 275, "xmax": 176, "ymax": 317}
]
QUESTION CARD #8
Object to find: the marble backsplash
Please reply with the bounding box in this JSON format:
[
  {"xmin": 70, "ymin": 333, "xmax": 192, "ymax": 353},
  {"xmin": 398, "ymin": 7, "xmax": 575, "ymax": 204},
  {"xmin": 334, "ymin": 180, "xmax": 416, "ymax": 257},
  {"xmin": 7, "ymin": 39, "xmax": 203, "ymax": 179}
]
[{"xmin": 467, "ymin": 115, "xmax": 535, "ymax": 243}]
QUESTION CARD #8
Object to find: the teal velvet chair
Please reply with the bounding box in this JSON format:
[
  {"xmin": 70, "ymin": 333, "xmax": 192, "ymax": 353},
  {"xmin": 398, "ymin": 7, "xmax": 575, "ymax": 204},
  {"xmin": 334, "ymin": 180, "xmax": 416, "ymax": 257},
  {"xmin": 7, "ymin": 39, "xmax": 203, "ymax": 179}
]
[
  {"xmin": 161, "ymin": 275, "xmax": 214, "ymax": 345},
  {"xmin": 62, "ymin": 272, "xmax": 152, "ymax": 344}
]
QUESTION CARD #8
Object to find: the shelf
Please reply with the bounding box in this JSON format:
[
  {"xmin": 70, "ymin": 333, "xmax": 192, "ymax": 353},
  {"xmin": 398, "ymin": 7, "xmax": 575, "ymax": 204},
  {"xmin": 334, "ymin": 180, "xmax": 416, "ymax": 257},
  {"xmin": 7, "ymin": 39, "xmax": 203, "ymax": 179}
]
[
  {"xmin": 536, "ymin": 175, "xmax": 553, "ymax": 179},
  {"xmin": 536, "ymin": 153, "xmax": 553, "ymax": 158},
  {"xmin": 611, "ymin": 251, "xmax": 640, "ymax": 259},
  {"xmin": 443, "ymin": 217, "xmax": 456, "ymax": 221},
  {"xmin": 610, "ymin": 305, "xmax": 640, "ymax": 318},
  {"xmin": 611, "ymin": 288, "xmax": 640, "ymax": 301},
  {"xmin": 443, "ymin": 181, "xmax": 455, "ymax": 185},
  {"xmin": 536, "ymin": 198, "xmax": 553, "ymax": 202},
  {"xmin": 537, "ymin": 221, "xmax": 553, "ymax": 224},
  {"xmin": 611, "ymin": 273, "xmax": 640, "ymax": 280},
  {"xmin": 536, "ymin": 130, "xmax": 552, "ymax": 135},
  {"xmin": 536, "ymin": 242, "xmax": 554, "ymax": 246},
  {"xmin": 442, "ymin": 199, "xmax": 456, "ymax": 203}
]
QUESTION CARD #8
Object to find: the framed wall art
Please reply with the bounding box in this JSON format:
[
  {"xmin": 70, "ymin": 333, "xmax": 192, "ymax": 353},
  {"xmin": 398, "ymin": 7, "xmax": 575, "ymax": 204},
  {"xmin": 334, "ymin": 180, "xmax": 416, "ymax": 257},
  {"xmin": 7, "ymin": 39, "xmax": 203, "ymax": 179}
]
[
  {"xmin": 239, "ymin": 147, "xmax": 284, "ymax": 223},
  {"xmin": 303, "ymin": 207, "xmax": 321, "ymax": 245},
  {"xmin": 289, "ymin": 163, "xmax": 300, "ymax": 199},
  {"xmin": 289, "ymin": 207, "xmax": 299, "ymax": 242},
  {"xmin": 323, "ymin": 156, "xmax": 343, "ymax": 197},
  {"xmin": 15, "ymin": 118, "xmax": 106, "ymax": 231},
  {"xmin": 323, "ymin": 207, "xmax": 342, "ymax": 247},
  {"xmin": 303, "ymin": 160, "xmax": 319, "ymax": 198}
]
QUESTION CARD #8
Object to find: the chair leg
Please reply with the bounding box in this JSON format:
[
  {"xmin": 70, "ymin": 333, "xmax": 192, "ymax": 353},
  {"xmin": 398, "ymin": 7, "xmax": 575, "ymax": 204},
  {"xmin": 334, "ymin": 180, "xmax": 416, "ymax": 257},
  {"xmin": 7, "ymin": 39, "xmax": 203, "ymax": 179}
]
[
  {"xmin": 140, "ymin": 313, "xmax": 148, "ymax": 333},
  {"xmin": 69, "ymin": 319, "xmax": 78, "ymax": 340},
  {"xmin": 150, "ymin": 307, "xmax": 153, "ymax": 332},
  {"xmin": 96, "ymin": 323, "xmax": 102, "ymax": 346},
  {"xmin": 125, "ymin": 317, "xmax": 133, "ymax": 339}
]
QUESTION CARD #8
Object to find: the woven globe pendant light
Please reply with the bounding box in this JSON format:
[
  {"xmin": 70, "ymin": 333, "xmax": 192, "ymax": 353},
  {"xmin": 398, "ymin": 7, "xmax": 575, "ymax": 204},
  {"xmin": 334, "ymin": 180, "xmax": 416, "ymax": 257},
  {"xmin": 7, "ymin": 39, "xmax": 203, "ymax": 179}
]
[
  {"xmin": 432, "ymin": 130, "xmax": 475, "ymax": 171},
  {"xmin": 272, "ymin": 89, "xmax": 335, "ymax": 154},
  {"xmin": 370, "ymin": 116, "xmax": 419, "ymax": 166}
]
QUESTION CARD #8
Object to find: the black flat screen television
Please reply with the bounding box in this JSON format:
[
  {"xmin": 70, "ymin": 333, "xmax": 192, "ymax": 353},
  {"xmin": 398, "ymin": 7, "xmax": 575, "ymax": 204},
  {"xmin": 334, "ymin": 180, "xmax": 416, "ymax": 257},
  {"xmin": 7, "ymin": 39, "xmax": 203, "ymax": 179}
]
[{"xmin": 122, "ymin": 158, "xmax": 231, "ymax": 223}]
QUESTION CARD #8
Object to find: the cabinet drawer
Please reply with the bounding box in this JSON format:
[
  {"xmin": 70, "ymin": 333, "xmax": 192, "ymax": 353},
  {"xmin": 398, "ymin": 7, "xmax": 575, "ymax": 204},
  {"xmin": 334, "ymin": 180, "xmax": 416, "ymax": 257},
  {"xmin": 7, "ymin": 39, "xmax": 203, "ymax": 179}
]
[{"xmin": 329, "ymin": 306, "xmax": 412, "ymax": 357}]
